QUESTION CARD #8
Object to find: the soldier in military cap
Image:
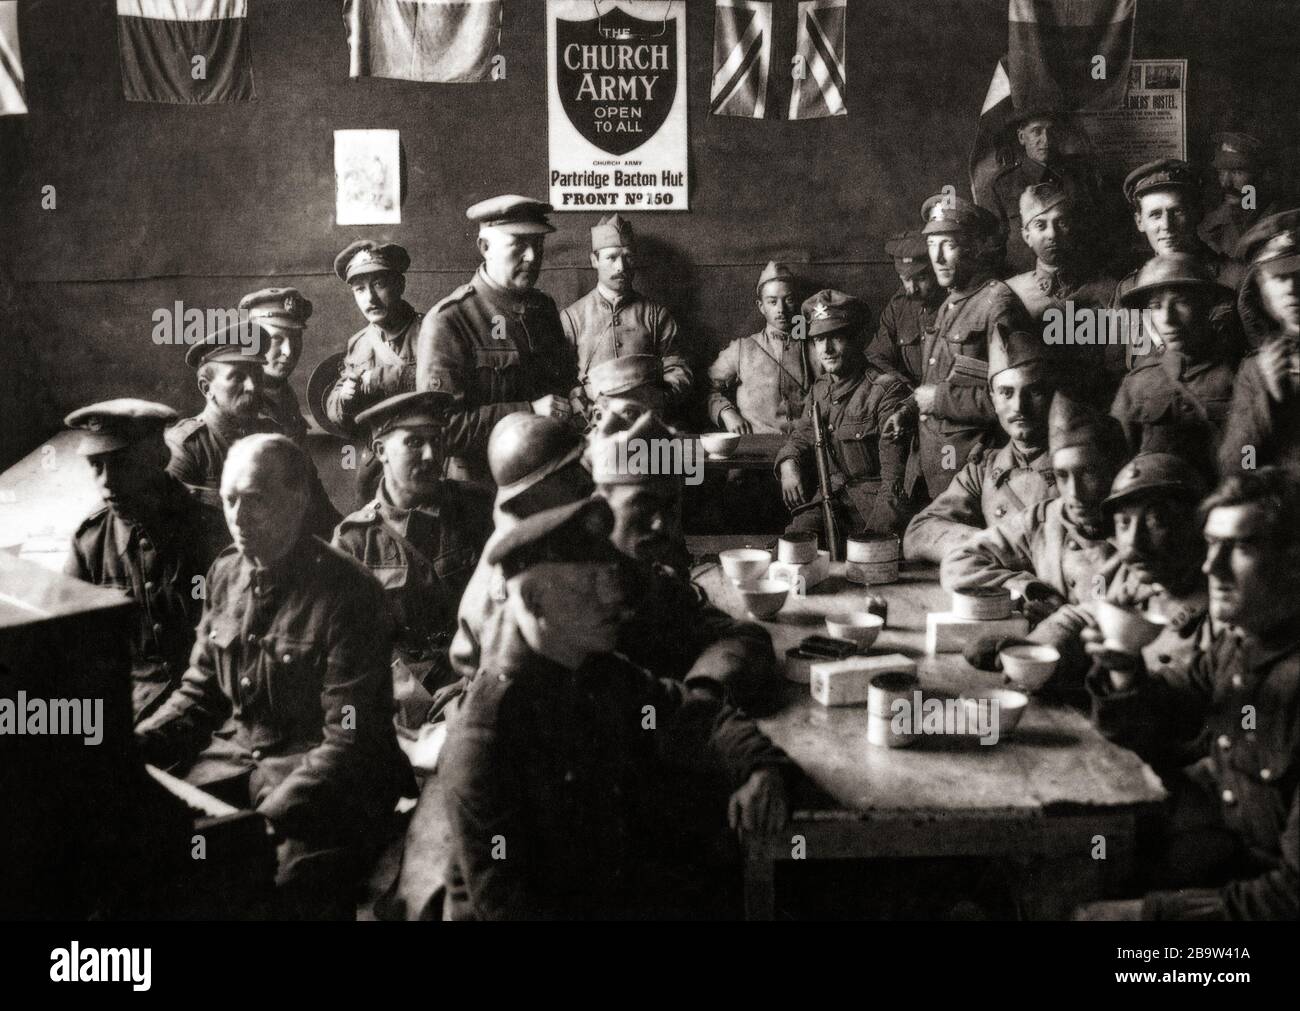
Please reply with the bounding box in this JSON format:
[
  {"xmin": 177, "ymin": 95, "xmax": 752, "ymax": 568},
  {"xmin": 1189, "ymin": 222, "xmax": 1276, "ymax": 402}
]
[
  {"xmin": 776, "ymin": 290, "xmax": 912, "ymax": 550},
  {"xmin": 332, "ymin": 392, "xmax": 493, "ymax": 755},
  {"xmin": 903, "ymin": 330, "xmax": 1057, "ymax": 563},
  {"xmin": 239, "ymin": 286, "xmax": 313, "ymax": 445},
  {"xmin": 63, "ymin": 399, "xmax": 223, "ymax": 723},
  {"xmin": 1220, "ymin": 209, "xmax": 1300, "ymax": 474},
  {"xmin": 868, "ymin": 231, "xmax": 943, "ymax": 393},
  {"xmin": 892, "ymin": 194, "xmax": 1032, "ymax": 499},
  {"xmin": 561, "ymin": 214, "xmax": 692, "ymax": 420},
  {"xmin": 415, "ymin": 195, "xmax": 577, "ymax": 484},
  {"xmin": 1199, "ymin": 131, "xmax": 1277, "ymax": 260},
  {"xmin": 942, "ymin": 394, "xmax": 1128, "ymax": 626},
  {"xmin": 586, "ymin": 353, "xmax": 666, "ymax": 434},
  {"xmin": 1111, "ymin": 254, "xmax": 1239, "ymax": 481},
  {"xmin": 708, "ymin": 260, "xmax": 811, "ymax": 436},
  {"xmin": 439, "ymin": 494, "xmax": 792, "ymax": 920}
]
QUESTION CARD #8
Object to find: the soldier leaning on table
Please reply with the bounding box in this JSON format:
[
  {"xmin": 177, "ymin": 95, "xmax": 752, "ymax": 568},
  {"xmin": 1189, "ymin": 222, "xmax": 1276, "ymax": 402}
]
[{"xmin": 1074, "ymin": 467, "xmax": 1300, "ymax": 922}]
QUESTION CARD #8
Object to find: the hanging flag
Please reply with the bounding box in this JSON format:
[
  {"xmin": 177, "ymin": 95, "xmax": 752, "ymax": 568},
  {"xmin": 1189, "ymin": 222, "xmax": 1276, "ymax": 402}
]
[
  {"xmin": 0, "ymin": 0, "xmax": 27, "ymax": 116},
  {"xmin": 116, "ymin": 0, "xmax": 255, "ymax": 103},
  {"xmin": 968, "ymin": 56, "xmax": 1015, "ymax": 207},
  {"xmin": 710, "ymin": 0, "xmax": 771, "ymax": 119},
  {"xmin": 788, "ymin": 0, "xmax": 846, "ymax": 120},
  {"xmin": 345, "ymin": 0, "xmax": 502, "ymax": 83},
  {"xmin": 1007, "ymin": 0, "xmax": 1134, "ymax": 114}
]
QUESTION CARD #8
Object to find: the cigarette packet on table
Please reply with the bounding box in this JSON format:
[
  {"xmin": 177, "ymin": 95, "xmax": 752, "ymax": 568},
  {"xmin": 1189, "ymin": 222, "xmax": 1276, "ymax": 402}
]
[{"xmin": 810, "ymin": 654, "xmax": 916, "ymax": 707}]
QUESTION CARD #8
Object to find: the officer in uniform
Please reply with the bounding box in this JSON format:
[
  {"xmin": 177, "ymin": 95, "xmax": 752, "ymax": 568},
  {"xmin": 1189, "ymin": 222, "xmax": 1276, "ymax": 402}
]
[
  {"xmin": 1220, "ymin": 209, "xmax": 1300, "ymax": 474},
  {"xmin": 136, "ymin": 435, "xmax": 410, "ymax": 920},
  {"xmin": 895, "ymin": 194, "xmax": 1031, "ymax": 498},
  {"xmin": 415, "ymin": 194, "xmax": 577, "ymax": 484},
  {"xmin": 332, "ymin": 392, "xmax": 493, "ymax": 755},
  {"xmin": 1111, "ymin": 254, "xmax": 1238, "ymax": 481},
  {"xmin": 1076, "ymin": 467, "xmax": 1300, "ymax": 921},
  {"xmin": 903, "ymin": 330, "xmax": 1057, "ymax": 564},
  {"xmin": 1198, "ymin": 132, "xmax": 1277, "ymax": 260},
  {"xmin": 708, "ymin": 260, "xmax": 810, "ymax": 436},
  {"xmin": 241, "ymin": 287, "xmax": 313, "ymax": 446},
  {"xmin": 867, "ymin": 231, "xmax": 943, "ymax": 390},
  {"xmin": 561, "ymin": 214, "xmax": 692, "ymax": 418},
  {"xmin": 776, "ymin": 290, "xmax": 912, "ymax": 549},
  {"xmin": 941, "ymin": 394, "xmax": 1128, "ymax": 626},
  {"xmin": 64, "ymin": 399, "xmax": 223, "ymax": 723}
]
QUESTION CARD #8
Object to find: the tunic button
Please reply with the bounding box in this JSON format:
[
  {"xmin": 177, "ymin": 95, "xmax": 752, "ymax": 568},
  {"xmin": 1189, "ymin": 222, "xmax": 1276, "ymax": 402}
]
[
  {"xmin": 1221, "ymin": 789, "xmax": 1236, "ymax": 805},
  {"xmin": 564, "ymin": 770, "xmax": 576, "ymax": 783},
  {"xmin": 1260, "ymin": 768, "xmax": 1273, "ymax": 782},
  {"xmin": 1217, "ymin": 734, "xmax": 1232, "ymax": 751},
  {"xmin": 152, "ymin": 623, "xmax": 163, "ymax": 637},
  {"xmin": 209, "ymin": 629, "xmax": 218, "ymax": 640},
  {"xmin": 144, "ymin": 581, "xmax": 154, "ymax": 591},
  {"xmin": 928, "ymin": 358, "xmax": 936, "ymax": 365},
  {"xmin": 239, "ymin": 676, "xmax": 252, "ymax": 689},
  {"xmin": 247, "ymin": 633, "xmax": 259, "ymax": 645},
  {"xmin": 1231, "ymin": 673, "xmax": 1245, "ymax": 689},
  {"xmin": 995, "ymin": 507, "xmax": 1006, "ymax": 517},
  {"xmin": 251, "ymin": 749, "xmax": 263, "ymax": 761},
  {"xmin": 282, "ymin": 654, "xmax": 292, "ymax": 664}
]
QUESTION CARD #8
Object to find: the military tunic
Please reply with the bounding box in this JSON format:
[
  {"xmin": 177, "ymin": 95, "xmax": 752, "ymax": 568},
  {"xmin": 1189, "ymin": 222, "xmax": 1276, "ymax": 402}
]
[
  {"xmin": 991, "ymin": 154, "xmax": 1110, "ymax": 273},
  {"xmin": 1198, "ymin": 199, "xmax": 1279, "ymax": 261},
  {"xmin": 64, "ymin": 475, "xmax": 221, "ymax": 723},
  {"xmin": 707, "ymin": 327, "xmax": 810, "ymax": 435},
  {"xmin": 261, "ymin": 380, "xmax": 309, "ymax": 447},
  {"xmin": 561, "ymin": 288, "xmax": 692, "ymax": 409},
  {"xmin": 1111, "ymin": 350, "xmax": 1238, "ymax": 480},
  {"xmin": 940, "ymin": 496, "xmax": 1114, "ymax": 607},
  {"xmin": 866, "ymin": 286, "xmax": 942, "ymax": 388},
  {"xmin": 332, "ymin": 480, "xmax": 494, "ymax": 732},
  {"xmin": 1087, "ymin": 625, "xmax": 1300, "ymax": 920},
  {"xmin": 775, "ymin": 365, "xmax": 911, "ymax": 540},
  {"xmin": 914, "ymin": 274, "xmax": 1030, "ymax": 497},
  {"xmin": 324, "ymin": 303, "xmax": 424, "ymax": 429},
  {"xmin": 416, "ymin": 266, "xmax": 575, "ymax": 484},
  {"xmin": 1219, "ymin": 334, "xmax": 1300, "ymax": 475},
  {"xmin": 903, "ymin": 438, "xmax": 1056, "ymax": 564}
]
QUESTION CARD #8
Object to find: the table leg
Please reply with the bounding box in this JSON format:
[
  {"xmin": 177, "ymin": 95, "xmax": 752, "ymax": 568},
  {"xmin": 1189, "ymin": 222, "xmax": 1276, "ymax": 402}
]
[{"xmin": 743, "ymin": 844, "xmax": 777, "ymax": 921}]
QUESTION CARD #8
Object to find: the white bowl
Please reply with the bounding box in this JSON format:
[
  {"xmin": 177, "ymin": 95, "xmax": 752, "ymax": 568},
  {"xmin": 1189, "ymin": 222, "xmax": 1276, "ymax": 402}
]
[
  {"xmin": 963, "ymin": 688, "xmax": 1030, "ymax": 739},
  {"xmin": 999, "ymin": 643, "xmax": 1060, "ymax": 691},
  {"xmin": 825, "ymin": 612, "xmax": 885, "ymax": 651},
  {"xmin": 735, "ymin": 578, "xmax": 790, "ymax": 619},
  {"xmin": 700, "ymin": 432, "xmax": 741, "ymax": 458},
  {"xmin": 1095, "ymin": 600, "xmax": 1167, "ymax": 653},
  {"xmin": 719, "ymin": 548, "xmax": 771, "ymax": 584}
]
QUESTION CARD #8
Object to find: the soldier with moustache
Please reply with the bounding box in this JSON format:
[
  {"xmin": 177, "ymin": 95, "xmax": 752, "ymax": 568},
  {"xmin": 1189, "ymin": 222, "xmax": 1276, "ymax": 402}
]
[{"xmin": 1198, "ymin": 132, "xmax": 1278, "ymax": 261}]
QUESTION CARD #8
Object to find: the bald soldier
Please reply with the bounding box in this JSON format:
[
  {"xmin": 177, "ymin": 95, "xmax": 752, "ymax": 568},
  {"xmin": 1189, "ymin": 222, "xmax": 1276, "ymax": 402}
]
[
  {"xmin": 562, "ymin": 214, "xmax": 692, "ymax": 419},
  {"xmin": 415, "ymin": 195, "xmax": 577, "ymax": 484},
  {"xmin": 63, "ymin": 400, "xmax": 223, "ymax": 723},
  {"xmin": 1198, "ymin": 131, "xmax": 1278, "ymax": 260},
  {"xmin": 241, "ymin": 287, "xmax": 313, "ymax": 446},
  {"xmin": 889, "ymin": 194, "xmax": 1032, "ymax": 498},
  {"xmin": 708, "ymin": 261, "xmax": 811, "ymax": 436},
  {"xmin": 903, "ymin": 330, "xmax": 1057, "ymax": 564}
]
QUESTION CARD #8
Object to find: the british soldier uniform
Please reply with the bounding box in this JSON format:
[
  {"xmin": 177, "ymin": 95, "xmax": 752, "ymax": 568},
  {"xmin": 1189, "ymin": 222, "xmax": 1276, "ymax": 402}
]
[
  {"xmin": 1198, "ymin": 132, "xmax": 1277, "ymax": 260},
  {"xmin": 241, "ymin": 286, "xmax": 313, "ymax": 446},
  {"xmin": 867, "ymin": 232, "xmax": 943, "ymax": 389}
]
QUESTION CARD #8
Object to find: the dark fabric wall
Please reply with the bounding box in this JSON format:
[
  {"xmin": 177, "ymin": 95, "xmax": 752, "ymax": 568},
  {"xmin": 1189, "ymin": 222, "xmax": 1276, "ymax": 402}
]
[{"xmin": 2, "ymin": 0, "xmax": 1298, "ymax": 467}]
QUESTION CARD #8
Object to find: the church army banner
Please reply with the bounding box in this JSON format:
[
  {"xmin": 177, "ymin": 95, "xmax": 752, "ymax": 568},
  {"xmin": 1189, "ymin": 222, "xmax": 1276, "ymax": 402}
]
[{"xmin": 547, "ymin": 1, "xmax": 689, "ymax": 212}]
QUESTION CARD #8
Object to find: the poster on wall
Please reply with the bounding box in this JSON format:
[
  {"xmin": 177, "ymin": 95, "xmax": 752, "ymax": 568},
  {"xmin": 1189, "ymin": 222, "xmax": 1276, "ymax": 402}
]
[
  {"xmin": 547, "ymin": 0, "xmax": 689, "ymax": 212},
  {"xmin": 335, "ymin": 129, "xmax": 402, "ymax": 226},
  {"xmin": 1075, "ymin": 58, "xmax": 1187, "ymax": 176}
]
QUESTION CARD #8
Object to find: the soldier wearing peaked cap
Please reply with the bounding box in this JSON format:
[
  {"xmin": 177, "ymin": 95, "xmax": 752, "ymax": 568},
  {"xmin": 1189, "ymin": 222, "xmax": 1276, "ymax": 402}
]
[
  {"xmin": 904, "ymin": 329, "xmax": 1058, "ymax": 564},
  {"xmin": 776, "ymin": 290, "xmax": 913, "ymax": 552},
  {"xmin": 415, "ymin": 195, "xmax": 577, "ymax": 485},
  {"xmin": 899, "ymin": 194, "xmax": 1033, "ymax": 499},
  {"xmin": 331, "ymin": 392, "xmax": 493, "ymax": 752},
  {"xmin": 63, "ymin": 399, "xmax": 224, "ymax": 723},
  {"xmin": 239, "ymin": 287, "xmax": 313, "ymax": 446},
  {"xmin": 867, "ymin": 232, "xmax": 943, "ymax": 393},
  {"xmin": 1199, "ymin": 131, "xmax": 1278, "ymax": 260},
  {"xmin": 708, "ymin": 260, "xmax": 811, "ymax": 437},
  {"xmin": 561, "ymin": 214, "xmax": 693, "ymax": 421}
]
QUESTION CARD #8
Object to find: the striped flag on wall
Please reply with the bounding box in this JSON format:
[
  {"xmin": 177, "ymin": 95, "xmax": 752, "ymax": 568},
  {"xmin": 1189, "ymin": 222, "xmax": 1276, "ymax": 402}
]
[
  {"xmin": 0, "ymin": 0, "xmax": 27, "ymax": 116},
  {"xmin": 1008, "ymin": 0, "xmax": 1135, "ymax": 113},
  {"xmin": 345, "ymin": 0, "xmax": 502, "ymax": 83},
  {"xmin": 710, "ymin": 0, "xmax": 772, "ymax": 119},
  {"xmin": 788, "ymin": 0, "xmax": 846, "ymax": 120},
  {"xmin": 116, "ymin": 0, "xmax": 255, "ymax": 103}
]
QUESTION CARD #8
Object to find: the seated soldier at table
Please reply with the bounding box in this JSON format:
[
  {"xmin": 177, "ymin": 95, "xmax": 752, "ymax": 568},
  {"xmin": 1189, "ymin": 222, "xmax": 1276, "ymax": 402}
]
[
  {"xmin": 1111, "ymin": 255, "xmax": 1239, "ymax": 482},
  {"xmin": 439, "ymin": 495, "xmax": 793, "ymax": 920},
  {"xmin": 1075, "ymin": 467, "xmax": 1299, "ymax": 921},
  {"xmin": 775, "ymin": 290, "xmax": 911, "ymax": 552},
  {"xmin": 136, "ymin": 434, "xmax": 411, "ymax": 920},
  {"xmin": 241, "ymin": 287, "xmax": 313, "ymax": 446},
  {"xmin": 941, "ymin": 394, "xmax": 1127, "ymax": 626},
  {"xmin": 63, "ymin": 399, "xmax": 224, "ymax": 723},
  {"xmin": 903, "ymin": 330, "xmax": 1057, "ymax": 564},
  {"xmin": 332, "ymin": 392, "xmax": 493, "ymax": 760},
  {"xmin": 708, "ymin": 260, "xmax": 810, "ymax": 436}
]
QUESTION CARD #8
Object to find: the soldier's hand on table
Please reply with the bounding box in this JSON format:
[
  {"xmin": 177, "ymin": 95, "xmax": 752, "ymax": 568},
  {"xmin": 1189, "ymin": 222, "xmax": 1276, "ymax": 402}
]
[
  {"xmin": 1020, "ymin": 582, "xmax": 1066, "ymax": 625},
  {"xmin": 337, "ymin": 377, "xmax": 360, "ymax": 403},
  {"xmin": 720, "ymin": 409, "xmax": 752, "ymax": 435},
  {"xmin": 1081, "ymin": 626, "xmax": 1143, "ymax": 691},
  {"xmin": 881, "ymin": 408, "xmax": 911, "ymax": 443},
  {"xmin": 531, "ymin": 394, "xmax": 573, "ymax": 420},
  {"xmin": 779, "ymin": 460, "xmax": 806, "ymax": 510},
  {"xmin": 728, "ymin": 767, "xmax": 788, "ymax": 837},
  {"xmin": 1257, "ymin": 339, "xmax": 1298, "ymax": 403},
  {"xmin": 963, "ymin": 634, "xmax": 1031, "ymax": 671},
  {"xmin": 912, "ymin": 384, "xmax": 937, "ymax": 415},
  {"xmin": 1071, "ymin": 898, "xmax": 1143, "ymax": 921}
]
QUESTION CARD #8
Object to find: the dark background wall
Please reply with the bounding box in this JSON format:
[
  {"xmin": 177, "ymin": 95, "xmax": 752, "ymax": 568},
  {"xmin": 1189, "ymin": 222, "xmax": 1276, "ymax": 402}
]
[{"xmin": 2, "ymin": 0, "xmax": 1299, "ymax": 469}]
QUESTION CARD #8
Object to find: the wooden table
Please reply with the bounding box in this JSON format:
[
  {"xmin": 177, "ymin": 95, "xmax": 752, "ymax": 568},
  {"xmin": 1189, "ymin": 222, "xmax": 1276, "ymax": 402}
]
[
  {"xmin": 691, "ymin": 432, "xmax": 786, "ymax": 471},
  {"xmin": 693, "ymin": 560, "xmax": 1168, "ymax": 920},
  {"xmin": 0, "ymin": 431, "xmax": 101, "ymax": 572}
]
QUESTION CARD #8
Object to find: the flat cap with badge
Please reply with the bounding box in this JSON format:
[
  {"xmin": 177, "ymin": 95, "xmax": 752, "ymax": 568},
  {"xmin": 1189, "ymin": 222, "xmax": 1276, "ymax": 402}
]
[
  {"xmin": 355, "ymin": 391, "xmax": 454, "ymax": 442},
  {"xmin": 466, "ymin": 194, "xmax": 556, "ymax": 236},
  {"xmin": 1211, "ymin": 131, "xmax": 1266, "ymax": 171},
  {"xmin": 64, "ymin": 399, "xmax": 178, "ymax": 456},
  {"xmin": 486, "ymin": 495, "xmax": 622, "ymax": 577},
  {"xmin": 884, "ymin": 231, "xmax": 930, "ymax": 279},
  {"xmin": 1104, "ymin": 451, "xmax": 1206, "ymax": 512},
  {"xmin": 238, "ymin": 287, "xmax": 313, "ymax": 330},
  {"xmin": 1235, "ymin": 208, "xmax": 1300, "ymax": 273},
  {"xmin": 1122, "ymin": 158, "xmax": 1197, "ymax": 207},
  {"xmin": 184, "ymin": 322, "xmax": 269, "ymax": 370},
  {"xmin": 920, "ymin": 193, "xmax": 1000, "ymax": 237},
  {"xmin": 802, "ymin": 289, "xmax": 868, "ymax": 338},
  {"xmin": 334, "ymin": 240, "xmax": 411, "ymax": 283}
]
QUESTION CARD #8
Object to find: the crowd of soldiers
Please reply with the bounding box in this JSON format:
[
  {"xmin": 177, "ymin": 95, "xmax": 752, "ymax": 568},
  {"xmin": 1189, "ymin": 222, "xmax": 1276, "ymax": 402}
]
[{"xmin": 55, "ymin": 110, "xmax": 1298, "ymax": 920}]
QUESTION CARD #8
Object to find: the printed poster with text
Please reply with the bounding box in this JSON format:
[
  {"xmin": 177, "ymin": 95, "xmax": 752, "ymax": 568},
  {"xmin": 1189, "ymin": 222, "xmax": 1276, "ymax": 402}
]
[
  {"xmin": 1075, "ymin": 59, "xmax": 1187, "ymax": 177},
  {"xmin": 548, "ymin": 0, "xmax": 689, "ymax": 212}
]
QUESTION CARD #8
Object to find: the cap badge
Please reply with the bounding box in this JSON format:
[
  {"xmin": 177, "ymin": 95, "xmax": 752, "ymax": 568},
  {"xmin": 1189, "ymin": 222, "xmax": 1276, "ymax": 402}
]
[
  {"xmin": 283, "ymin": 295, "xmax": 298, "ymax": 313},
  {"xmin": 810, "ymin": 302, "xmax": 830, "ymax": 321}
]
